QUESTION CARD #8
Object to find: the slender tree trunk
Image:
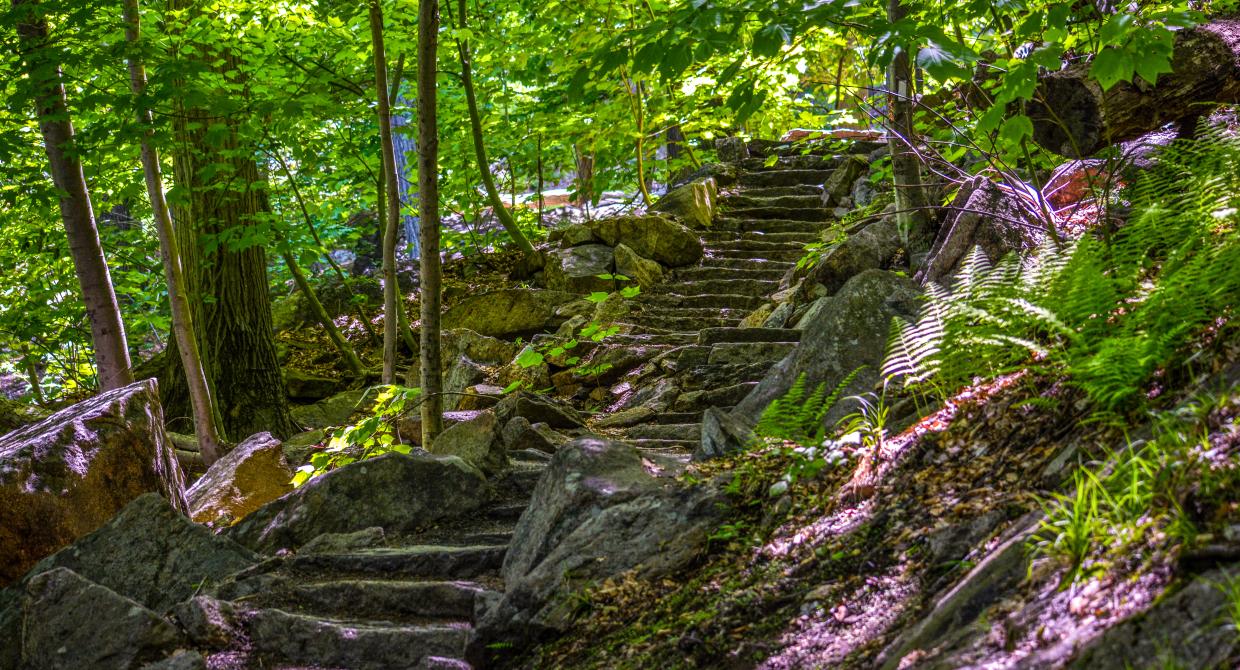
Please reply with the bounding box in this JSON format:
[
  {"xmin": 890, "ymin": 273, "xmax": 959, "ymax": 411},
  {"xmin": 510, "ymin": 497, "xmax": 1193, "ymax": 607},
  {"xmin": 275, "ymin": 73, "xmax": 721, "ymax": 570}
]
[
  {"xmin": 377, "ymin": 166, "xmax": 419, "ymax": 354},
  {"xmin": 122, "ymin": 0, "xmax": 226, "ymax": 463},
  {"xmin": 19, "ymin": 345, "xmax": 45, "ymax": 406},
  {"xmin": 886, "ymin": 0, "xmax": 929, "ymax": 246},
  {"xmin": 164, "ymin": 0, "xmax": 295, "ymax": 439},
  {"xmin": 281, "ymin": 250, "xmax": 367, "ymax": 376},
  {"xmin": 14, "ymin": 0, "xmax": 133, "ymax": 392},
  {"xmin": 453, "ymin": 0, "xmax": 536, "ymax": 260},
  {"xmin": 418, "ymin": 0, "xmax": 444, "ymax": 443},
  {"xmin": 370, "ymin": 0, "xmax": 403, "ymax": 385}
]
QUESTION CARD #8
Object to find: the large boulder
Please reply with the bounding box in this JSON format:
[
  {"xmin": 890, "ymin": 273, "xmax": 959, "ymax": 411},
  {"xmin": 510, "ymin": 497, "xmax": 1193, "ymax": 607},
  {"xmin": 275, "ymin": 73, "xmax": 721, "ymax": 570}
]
[
  {"xmin": 290, "ymin": 388, "xmax": 375, "ymax": 431},
  {"xmin": 20, "ymin": 568, "xmax": 183, "ymax": 670},
  {"xmin": 613, "ymin": 243, "xmax": 664, "ymax": 290},
  {"xmin": 822, "ymin": 154, "xmax": 870, "ymax": 206},
  {"xmin": 429, "ymin": 410, "xmax": 507, "ymax": 476},
  {"xmin": 472, "ymin": 438, "xmax": 725, "ymax": 660},
  {"xmin": 187, "ymin": 432, "xmax": 293, "ymax": 525},
  {"xmin": 798, "ymin": 217, "xmax": 905, "ymax": 300},
  {"xmin": 22, "ymin": 493, "xmax": 256, "ymax": 612},
  {"xmin": 729, "ymin": 270, "xmax": 921, "ymax": 442},
  {"xmin": 653, "ymin": 177, "xmax": 718, "ymax": 229},
  {"xmin": 587, "ymin": 215, "xmax": 703, "ymax": 267},
  {"xmin": 283, "ymin": 369, "xmax": 340, "ymax": 402},
  {"xmin": 544, "ymin": 244, "xmax": 616, "ymax": 293},
  {"xmin": 442, "ymin": 289, "xmax": 576, "ymax": 338},
  {"xmin": 495, "ymin": 392, "xmax": 584, "ymax": 429},
  {"xmin": 919, "ymin": 176, "xmax": 1044, "ymax": 285},
  {"xmin": 226, "ymin": 452, "xmax": 489, "ymax": 553},
  {"xmin": 0, "ymin": 380, "xmax": 187, "ymax": 584}
]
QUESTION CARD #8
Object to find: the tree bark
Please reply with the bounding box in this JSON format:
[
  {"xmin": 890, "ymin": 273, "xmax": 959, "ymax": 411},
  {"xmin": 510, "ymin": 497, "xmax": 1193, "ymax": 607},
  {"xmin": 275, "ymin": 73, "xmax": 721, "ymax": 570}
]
[
  {"xmin": 13, "ymin": 0, "xmax": 134, "ymax": 392},
  {"xmin": 370, "ymin": 0, "xmax": 403, "ymax": 385},
  {"xmin": 164, "ymin": 0, "xmax": 295, "ymax": 440},
  {"xmin": 1028, "ymin": 19, "xmax": 1240, "ymax": 158},
  {"xmin": 122, "ymin": 0, "xmax": 226, "ymax": 463},
  {"xmin": 453, "ymin": 0, "xmax": 537, "ymax": 260},
  {"xmin": 886, "ymin": 0, "xmax": 930, "ymax": 250},
  {"xmin": 418, "ymin": 0, "xmax": 445, "ymax": 443}
]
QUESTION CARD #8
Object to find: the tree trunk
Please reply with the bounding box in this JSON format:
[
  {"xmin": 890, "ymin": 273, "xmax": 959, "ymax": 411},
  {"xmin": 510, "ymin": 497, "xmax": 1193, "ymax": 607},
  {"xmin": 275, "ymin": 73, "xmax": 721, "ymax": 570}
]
[
  {"xmin": 281, "ymin": 250, "xmax": 367, "ymax": 376},
  {"xmin": 13, "ymin": 0, "xmax": 134, "ymax": 392},
  {"xmin": 418, "ymin": 0, "xmax": 445, "ymax": 444},
  {"xmin": 371, "ymin": 0, "xmax": 403, "ymax": 385},
  {"xmin": 122, "ymin": 0, "xmax": 226, "ymax": 463},
  {"xmin": 1029, "ymin": 19, "xmax": 1240, "ymax": 158},
  {"xmin": 886, "ymin": 0, "xmax": 930, "ymax": 247},
  {"xmin": 454, "ymin": 0, "xmax": 537, "ymax": 260},
  {"xmin": 164, "ymin": 0, "xmax": 295, "ymax": 440}
]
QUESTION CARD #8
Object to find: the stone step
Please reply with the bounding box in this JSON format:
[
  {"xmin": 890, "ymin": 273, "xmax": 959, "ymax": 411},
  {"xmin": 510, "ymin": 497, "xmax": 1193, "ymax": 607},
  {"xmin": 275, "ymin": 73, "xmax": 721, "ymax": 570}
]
[
  {"xmin": 510, "ymin": 448, "xmax": 553, "ymax": 464},
  {"xmin": 723, "ymin": 206, "xmax": 833, "ymax": 222},
  {"xmin": 701, "ymin": 230, "xmax": 822, "ymax": 244},
  {"xmin": 625, "ymin": 438, "xmax": 698, "ymax": 451},
  {"xmin": 733, "ymin": 184, "xmax": 822, "ymax": 198},
  {"xmin": 602, "ymin": 332, "xmax": 697, "ymax": 346},
  {"xmin": 707, "ymin": 341, "xmax": 797, "ymax": 366},
  {"xmin": 654, "ymin": 411, "xmax": 708, "ymax": 424},
  {"xmin": 673, "ymin": 266, "xmax": 788, "ymax": 282},
  {"xmin": 493, "ymin": 465, "xmax": 545, "ymax": 499},
  {"xmin": 672, "ymin": 382, "xmax": 759, "ymax": 412},
  {"xmin": 625, "ymin": 423, "xmax": 701, "ymax": 441},
  {"xmin": 641, "ymin": 292, "xmax": 769, "ymax": 310},
  {"xmin": 709, "ymin": 247, "xmax": 806, "ymax": 262},
  {"xmin": 246, "ymin": 607, "xmax": 471, "ymax": 670},
  {"xmin": 666, "ymin": 278, "xmax": 781, "ymax": 297},
  {"xmin": 697, "ymin": 257, "xmax": 796, "ymax": 271},
  {"xmin": 721, "ymin": 193, "xmax": 824, "ymax": 209},
  {"xmin": 739, "ymin": 154, "xmax": 843, "ymax": 171},
  {"xmin": 628, "ymin": 314, "xmax": 744, "ymax": 332},
  {"xmin": 281, "ymin": 544, "xmax": 508, "ymax": 579},
  {"xmin": 698, "ymin": 327, "xmax": 802, "ymax": 345},
  {"xmin": 247, "ymin": 579, "xmax": 493, "ymax": 622},
  {"xmin": 638, "ymin": 307, "xmax": 750, "ymax": 321},
  {"xmin": 713, "ymin": 217, "xmax": 826, "ymax": 234},
  {"xmin": 738, "ymin": 169, "xmax": 832, "ymax": 187},
  {"xmin": 486, "ymin": 503, "xmax": 529, "ymax": 522}
]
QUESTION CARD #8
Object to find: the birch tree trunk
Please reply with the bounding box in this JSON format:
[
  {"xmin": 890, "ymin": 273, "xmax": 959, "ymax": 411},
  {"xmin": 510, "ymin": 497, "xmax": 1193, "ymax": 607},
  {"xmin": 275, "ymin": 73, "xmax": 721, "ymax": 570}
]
[{"xmin": 13, "ymin": 0, "xmax": 133, "ymax": 392}]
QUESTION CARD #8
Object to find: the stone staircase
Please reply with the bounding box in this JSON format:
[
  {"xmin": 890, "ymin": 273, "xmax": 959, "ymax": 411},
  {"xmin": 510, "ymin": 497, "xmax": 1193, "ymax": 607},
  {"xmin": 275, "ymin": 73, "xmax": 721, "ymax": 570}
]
[
  {"xmin": 600, "ymin": 145, "xmax": 868, "ymax": 456},
  {"xmin": 198, "ymin": 140, "xmax": 866, "ymax": 669}
]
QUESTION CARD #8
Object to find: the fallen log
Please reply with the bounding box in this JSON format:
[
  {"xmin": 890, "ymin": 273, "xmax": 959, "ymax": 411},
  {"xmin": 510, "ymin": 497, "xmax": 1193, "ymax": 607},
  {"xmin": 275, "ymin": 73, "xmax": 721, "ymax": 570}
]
[{"xmin": 1028, "ymin": 18, "xmax": 1240, "ymax": 157}]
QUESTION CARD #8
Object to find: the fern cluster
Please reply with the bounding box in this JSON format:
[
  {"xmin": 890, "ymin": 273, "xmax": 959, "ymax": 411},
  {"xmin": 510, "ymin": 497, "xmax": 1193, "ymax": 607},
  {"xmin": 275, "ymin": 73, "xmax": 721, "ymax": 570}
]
[
  {"xmin": 755, "ymin": 369, "xmax": 860, "ymax": 446},
  {"xmin": 884, "ymin": 129, "xmax": 1240, "ymax": 413}
]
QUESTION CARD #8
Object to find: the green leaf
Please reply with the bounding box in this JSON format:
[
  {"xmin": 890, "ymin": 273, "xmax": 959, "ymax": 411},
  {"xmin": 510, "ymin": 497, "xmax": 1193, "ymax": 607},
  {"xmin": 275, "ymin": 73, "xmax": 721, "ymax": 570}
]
[
  {"xmin": 516, "ymin": 347, "xmax": 545, "ymax": 368},
  {"xmin": 586, "ymin": 291, "xmax": 610, "ymax": 303},
  {"xmin": 620, "ymin": 285, "xmax": 642, "ymax": 298},
  {"xmin": 1089, "ymin": 47, "xmax": 1133, "ymax": 90},
  {"xmin": 916, "ymin": 42, "xmax": 970, "ymax": 81},
  {"xmin": 999, "ymin": 115, "xmax": 1033, "ymax": 146},
  {"xmin": 752, "ymin": 24, "xmax": 790, "ymax": 58},
  {"xmin": 1099, "ymin": 14, "xmax": 1135, "ymax": 47}
]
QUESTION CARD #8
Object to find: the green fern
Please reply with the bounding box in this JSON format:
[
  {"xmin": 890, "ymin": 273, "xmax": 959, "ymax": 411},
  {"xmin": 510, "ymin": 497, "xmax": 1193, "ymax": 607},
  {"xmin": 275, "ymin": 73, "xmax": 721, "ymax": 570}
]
[{"xmin": 756, "ymin": 369, "xmax": 862, "ymax": 446}]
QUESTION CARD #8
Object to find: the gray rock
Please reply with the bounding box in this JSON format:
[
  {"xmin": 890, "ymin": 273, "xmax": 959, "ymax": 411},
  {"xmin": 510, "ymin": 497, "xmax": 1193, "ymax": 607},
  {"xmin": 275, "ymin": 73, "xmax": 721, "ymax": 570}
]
[
  {"xmin": 22, "ymin": 568, "xmax": 183, "ymax": 670},
  {"xmin": 799, "ymin": 216, "xmax": 904, "ymax": 300},
  {"xmin": 440, "ymin": 356, "xmax": 488, "ymax": 412},
  {"xmin": 549, "ymin": 223, "xmax": 598, "ymax": 247},
  {"xmin": 429, "ymin": 410, "xmax": 507, "ymax": 476},
  {"xmin": 271, "ymin": 276, "xmax": 382, "ymax": 333},
  {"xmin": 822, "ymin": 154, "xmax": 869, "ymax": 206},
  {"xmin": 282, "ymin": 429, "xmax": 326, "ymax": 467},
  {"xmin": 500, "ymin": 417, "xmax": 567, "ymax": 454},
  {"xmin": 473, "ymin": 438, "xmax": 725, "ymax": 657},
  {"xmin": 735, "ymin": 270, "xmax": 921, "ymax": 431},
  {"xmin": 544, "ymin": 244, "xmax": 615, "ymax": 294},
  {"xmin": 226, "ymin": 453, "xmax": 488, "ymax": 553},
  {"xmin": 290, "ymin": 388, "xmax": 374, "ymax": 431},
  {"xmin": 587, "ymin": 215, "xmax": 703, "ymax": 267},
  {"xmin": 300, "ymin": 526, "xmax": 387, "ymax": 554},
  {"xmin": 763, "ymin": 301, "xmax": 795, "ymax": 328},
  {"xmin": 283, "ymin": 369, "xmax": 341, "ymax": 401},
  {"xmin": 695, "ymin": 407, "xmax": 755, "ymax": 460},
  {"xmin": 652, "ymin": 177, "xmax": 718, "ymax": 229},
  {"xmin": 715, "ymin": 137, "xmax": 750, "ymax": 162},
  {"xmin": 919, "ymin": 176, "xmax": 1044, "ymax": 285},
  {"xmin": 170, "ymin": 596, "xmax": 241, "ymax": 648},
  {"xmin": 495, "ymin": 393, "xmax": 584, "ymax": 429},
  {"xmin": 613, "ymin": 243, "xmax": 665, "ymax": 290},
  {"xmin": 442, "ymin": 289, "xmax": 577, "ymax": 338},
  {"xmin": 139, "ymin": 652, "xmax": 205, "ymax": 670},
  {"xmin": 0, "ymin": 380, "xmax": 187, "ymax": 584},
  {"xmin": 186, "ymin": 432, "xmax": 292, "ymax": 525},
  {"xmin": 24, "ymin": 493, "xmax": 256, "ymax": 612}
]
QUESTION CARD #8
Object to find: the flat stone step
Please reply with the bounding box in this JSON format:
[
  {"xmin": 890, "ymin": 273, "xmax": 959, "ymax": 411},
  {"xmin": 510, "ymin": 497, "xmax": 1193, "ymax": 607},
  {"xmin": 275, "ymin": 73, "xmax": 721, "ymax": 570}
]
[
  {"xmin": 722, "ymin": 193, "xmax": 824, "ymax": 209},
  {"xmin": 629, "ymin": 314, "xmax": 744, "ymax": 331},
  {"xmin": 494, "ymin": 465, "xmax": 545, "ymax": 499},
  {"xmin": 739, "ymin": 169, "xmax": 832, "ymax": 187},
  {"xmin": 673, "ymin": 266, "xmax": 788, "ymax": 282},
  {"xmin": 641, "ymin": 292, "xmax": 769, "ymax": 309},
  {"xmin": 739, "ymin": 154, "xmax": 843, "ymax": 171},
  {"xmin": 723, "ymin": 206, "xmax": 833, "ymax": 222},
  {"xmin": 699, "ymin": 327, "xmax": 802, "ymax": 345},
  {"xmin": 486, "ymin": 503, "xmax": 529, "ymax": 522},
  {"xmin": 510, "ymin": 448, "xmax": 553, "ymax": 464},
  {"xmin": 672, "ymin": 382, "xmax": 759, "ymax": 412},
  {"xmin": 709, "ymin": 248, "xmax": 806, "ymax": 262},
  {"xmin": 668, "ymin": 278, "xmax": 781, "ymax": 296},
  {"xmin": 638, "ymin": 307, "xmax": 749, "ymax": 320},
  {"xmin": 713, "ymin": 217, "xmax": 827, "ymax": 234},
  {"xmin": 282, "ymin": 545, "xmax": 507, "ymax": 579},
  {"xmin": 701, "ymin": 230, "xmax": 822, "ymax": 244},
  {"xmin": 733, "ymin": 185, "xmax": 822, "ymax": 198},
  {"xmin": 246, "ymin": 579, "xmax": 492, "ymax": 622},
  {"xmin": 698, "ymin": 257, "xmax": 796, "ymax": 271},
  {"xmin": 246, "ymin": 607, "xmax": 471, "ymax": 670},
  {"xmin": 708, "ymin": 341, "xmax": 797, "ymax": 366},
  {"xmin": 625, "ymin": 438, "xmax": 697, "ymax": 451},
  {"xmin": 600, "ymin": 332, "xmax": 697, "ymax": 346},
  {"xmin": 625, "ymin": 423, "xmax": 701, "ymax": 441}
]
